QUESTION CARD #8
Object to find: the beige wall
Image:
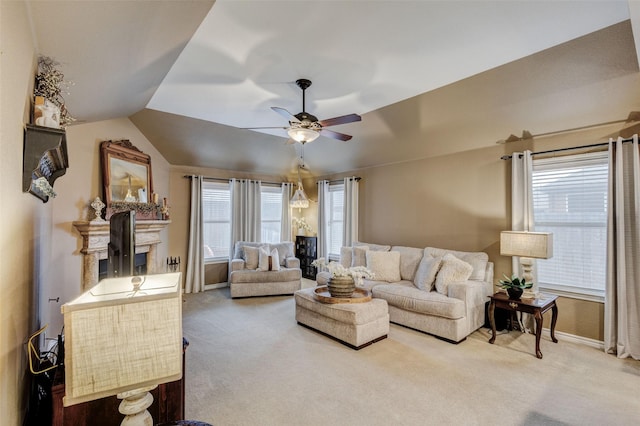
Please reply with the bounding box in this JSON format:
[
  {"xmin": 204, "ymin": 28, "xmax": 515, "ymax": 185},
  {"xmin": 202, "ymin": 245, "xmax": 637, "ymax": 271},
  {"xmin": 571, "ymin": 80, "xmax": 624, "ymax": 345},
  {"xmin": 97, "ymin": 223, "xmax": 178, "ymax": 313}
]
[{"xmin": 1, "ymin": 2, "xmax": 38, "ymax": 424}]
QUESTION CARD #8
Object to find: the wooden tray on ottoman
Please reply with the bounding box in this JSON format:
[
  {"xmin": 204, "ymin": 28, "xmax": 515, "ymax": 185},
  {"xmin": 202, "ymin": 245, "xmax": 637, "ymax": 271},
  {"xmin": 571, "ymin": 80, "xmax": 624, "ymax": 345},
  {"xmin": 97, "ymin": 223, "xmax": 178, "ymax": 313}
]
[{"xmin": 313, "ymin": 286, "xmax": 372, "ymax": 304}]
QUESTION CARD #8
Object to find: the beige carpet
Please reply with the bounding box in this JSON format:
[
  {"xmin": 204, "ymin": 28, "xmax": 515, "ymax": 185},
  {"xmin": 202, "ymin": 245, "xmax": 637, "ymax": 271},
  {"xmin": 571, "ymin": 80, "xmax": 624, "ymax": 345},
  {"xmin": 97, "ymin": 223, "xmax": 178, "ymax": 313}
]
[{"xmin": 181, "ymin": 280, "xmax": 639, "ymax": 425}]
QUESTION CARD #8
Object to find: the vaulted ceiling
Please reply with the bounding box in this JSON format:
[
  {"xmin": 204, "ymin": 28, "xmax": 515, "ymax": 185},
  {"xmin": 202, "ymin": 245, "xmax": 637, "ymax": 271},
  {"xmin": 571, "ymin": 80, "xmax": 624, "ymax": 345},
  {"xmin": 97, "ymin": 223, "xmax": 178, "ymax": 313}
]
[{"xmin": 26, "ymin": 1, "xmax": 640, "ymax": 177}]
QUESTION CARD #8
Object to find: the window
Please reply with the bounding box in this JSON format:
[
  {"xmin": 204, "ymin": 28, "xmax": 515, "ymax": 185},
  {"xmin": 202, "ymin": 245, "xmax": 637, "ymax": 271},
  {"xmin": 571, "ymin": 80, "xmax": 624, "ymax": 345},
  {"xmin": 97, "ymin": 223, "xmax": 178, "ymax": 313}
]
[
  {"xmin": 261, "ymin": 186, "xmax": 282, "ymax": 243},
  {"xmin": 532, "ymin": 151, "xmax": 608, "ymax": 300},
  {"xmin": 327, "ymin": 183, "xmax": 345, "ymax": 258},
  {"xmin": 202, "ymin": 181, "xmax": 231, "ymax": 261}
]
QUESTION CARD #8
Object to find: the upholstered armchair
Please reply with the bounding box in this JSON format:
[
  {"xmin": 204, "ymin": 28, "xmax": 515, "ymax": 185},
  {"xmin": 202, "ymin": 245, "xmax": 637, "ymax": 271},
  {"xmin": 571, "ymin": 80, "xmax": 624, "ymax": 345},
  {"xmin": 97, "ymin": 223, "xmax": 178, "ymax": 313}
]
[{"xmin": 229, "ymin": 241, "xmax": 302, "ymax": 298}]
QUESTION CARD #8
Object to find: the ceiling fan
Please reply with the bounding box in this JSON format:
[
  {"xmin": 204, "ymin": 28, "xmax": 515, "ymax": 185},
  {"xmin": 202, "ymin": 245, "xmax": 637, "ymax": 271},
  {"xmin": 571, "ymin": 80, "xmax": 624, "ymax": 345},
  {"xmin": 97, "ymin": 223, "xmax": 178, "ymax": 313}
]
[{"xmin": 245, "ymin": 79, "xmax": 361, "ymax": 144}]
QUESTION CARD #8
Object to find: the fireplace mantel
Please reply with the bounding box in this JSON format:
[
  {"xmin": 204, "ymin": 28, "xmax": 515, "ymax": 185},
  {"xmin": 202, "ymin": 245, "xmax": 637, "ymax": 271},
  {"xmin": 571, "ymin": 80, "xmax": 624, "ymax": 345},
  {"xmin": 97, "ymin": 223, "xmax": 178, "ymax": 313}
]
[{"xmin": 73, "ymin": 219, "xmax": 170, "ymax": 290}]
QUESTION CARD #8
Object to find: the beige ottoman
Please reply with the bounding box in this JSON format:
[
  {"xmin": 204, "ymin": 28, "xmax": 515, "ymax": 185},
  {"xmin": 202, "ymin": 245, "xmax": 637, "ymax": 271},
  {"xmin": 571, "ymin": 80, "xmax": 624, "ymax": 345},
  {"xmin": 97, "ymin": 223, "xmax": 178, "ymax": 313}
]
[{"xmin": 294, "ymin": 287, "xmax": 389, "ymax": 350}]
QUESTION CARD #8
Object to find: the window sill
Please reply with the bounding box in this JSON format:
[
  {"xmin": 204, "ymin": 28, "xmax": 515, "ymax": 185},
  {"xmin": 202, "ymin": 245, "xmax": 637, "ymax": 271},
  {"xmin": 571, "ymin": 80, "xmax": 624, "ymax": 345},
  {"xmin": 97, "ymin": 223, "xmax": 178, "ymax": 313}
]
[
  {"xmin": 538, "ymin": 286, "xmax": 604, "ymax": 303},
  {"xmin": 205, "ymin": 257, "xmax": 230, "ymax": 265}
]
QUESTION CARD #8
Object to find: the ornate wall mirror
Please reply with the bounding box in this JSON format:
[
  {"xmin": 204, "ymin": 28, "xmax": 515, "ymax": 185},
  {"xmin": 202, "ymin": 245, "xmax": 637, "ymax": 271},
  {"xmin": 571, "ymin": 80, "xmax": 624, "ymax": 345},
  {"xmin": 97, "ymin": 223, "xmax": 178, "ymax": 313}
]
[{"xmin": 100, "ymin": 140, "xmax": 153, "ymax": 214}]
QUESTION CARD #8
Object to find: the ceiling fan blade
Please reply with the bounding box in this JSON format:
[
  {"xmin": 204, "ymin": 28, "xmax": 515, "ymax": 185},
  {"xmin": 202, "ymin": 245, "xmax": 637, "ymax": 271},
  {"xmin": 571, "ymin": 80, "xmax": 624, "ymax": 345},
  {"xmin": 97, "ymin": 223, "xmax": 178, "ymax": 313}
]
[
  {"xmin": 318, "ymin": 113, "xmax": 361, "ymax": 127},
  {"xmin": 241, "ymin": 126, "xmax": 288, "ymax": 130},
  {"xmin": 271, "ymin": 107, "xmax": 299, "ymax": 122},
  {"xmin": 320, "ymin": 129, "xmax": 352, "ymax": 141}
]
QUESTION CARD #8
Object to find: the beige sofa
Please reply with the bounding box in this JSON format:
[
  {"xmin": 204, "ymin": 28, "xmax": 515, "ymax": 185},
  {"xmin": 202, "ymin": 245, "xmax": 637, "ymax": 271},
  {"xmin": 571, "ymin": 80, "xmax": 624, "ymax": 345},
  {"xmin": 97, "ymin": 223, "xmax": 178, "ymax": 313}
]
[
  {"xmin": 317, "ymin": 242, "xmax": 493, "ymax": 343},
  {"xmin": 229, "ymin": 241, "xmax": 302, "ymax": 298}
]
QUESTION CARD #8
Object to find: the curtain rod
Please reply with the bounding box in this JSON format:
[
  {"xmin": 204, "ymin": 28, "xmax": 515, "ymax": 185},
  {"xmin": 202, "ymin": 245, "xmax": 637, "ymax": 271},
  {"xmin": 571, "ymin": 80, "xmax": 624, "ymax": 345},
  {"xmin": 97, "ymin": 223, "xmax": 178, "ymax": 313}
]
[
  {"xmin": 317, "ymin": 177, "xmax": 362, "ymax": 185},
  {"xmin": 183, "ymin": 175, "xmax": 361, "ymax": 185},
  {"xmin": 183, "ymin": 175, "xmax": 287, "ymax": 186},
  {"xmin": 500, "ymin": 136, "xmax": 636, "ymax": 160}
]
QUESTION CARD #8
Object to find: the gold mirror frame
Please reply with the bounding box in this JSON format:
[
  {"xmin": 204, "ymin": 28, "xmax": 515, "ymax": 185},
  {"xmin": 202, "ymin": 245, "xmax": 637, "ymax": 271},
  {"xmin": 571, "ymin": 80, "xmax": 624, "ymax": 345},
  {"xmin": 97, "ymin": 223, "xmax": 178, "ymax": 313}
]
[{"xmin": 100, "ymin": 140, "xmax": 153, "ymax": 210}]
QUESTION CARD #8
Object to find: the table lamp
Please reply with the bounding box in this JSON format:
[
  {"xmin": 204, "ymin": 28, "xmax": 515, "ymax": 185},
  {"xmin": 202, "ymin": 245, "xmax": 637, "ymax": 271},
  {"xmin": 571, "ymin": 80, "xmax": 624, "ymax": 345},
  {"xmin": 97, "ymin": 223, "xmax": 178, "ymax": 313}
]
[
  {"xmin": 61, "ymin": 272, "xmax": 183, "ymax": 426},
  {"xmin": 500, "ymin": 231, "xmax": 553, "ymax": 297}
]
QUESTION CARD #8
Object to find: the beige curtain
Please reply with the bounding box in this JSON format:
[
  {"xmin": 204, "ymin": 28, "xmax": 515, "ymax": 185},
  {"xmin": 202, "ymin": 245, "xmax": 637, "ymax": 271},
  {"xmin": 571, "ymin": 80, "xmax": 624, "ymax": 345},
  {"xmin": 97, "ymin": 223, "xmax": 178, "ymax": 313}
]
[
  {"xmin": 280, "ymin": 182, "xmax": 294, "ymax": 242},
  {"xmin": 511, "ymin": 150, "xmax": 535, "ymax": 332},
  {"xmin": 230, "ymin": 179, "xmax": 261, "ymax": 248},
  {"xmin": 511, "ymin": 150, "xmax": 536, "ymax": 279},
  {"xmin": 185, "ymin": 175, "xmax": 204, "ymax": 293},
  {"xmin": 605, "ymin": 135, "xmax": 640, "ymax": 359},
  {"xmin": 342, "ymin": 177, "xmax": 359, "ymax": 247},
  {"xmin": 317, "ymin": 180, "xmax": 330, "ymax": 259}
]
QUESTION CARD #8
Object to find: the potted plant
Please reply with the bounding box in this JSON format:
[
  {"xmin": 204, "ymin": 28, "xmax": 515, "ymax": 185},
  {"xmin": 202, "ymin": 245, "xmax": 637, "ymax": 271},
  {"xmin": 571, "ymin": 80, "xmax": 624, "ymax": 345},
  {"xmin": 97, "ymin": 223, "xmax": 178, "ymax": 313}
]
[
  {"xmin": 498, "ymin": 274, "xmax": 532, "ymax": 300},
  {"xmin": 311, "ymin": 257, "xmax": 375, "ymax": 298}
]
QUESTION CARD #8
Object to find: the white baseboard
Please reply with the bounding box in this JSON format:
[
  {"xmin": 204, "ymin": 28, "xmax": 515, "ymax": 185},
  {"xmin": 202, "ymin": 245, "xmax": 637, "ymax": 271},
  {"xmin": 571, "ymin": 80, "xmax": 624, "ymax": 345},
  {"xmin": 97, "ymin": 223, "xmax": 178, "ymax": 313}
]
[
  {"xmin": 204, "ymin": 282, "xmax": 228, "ymax": 291},
  {"xmin": 541, "ymin": 328, "xmax": 604, "ymax": 350}
]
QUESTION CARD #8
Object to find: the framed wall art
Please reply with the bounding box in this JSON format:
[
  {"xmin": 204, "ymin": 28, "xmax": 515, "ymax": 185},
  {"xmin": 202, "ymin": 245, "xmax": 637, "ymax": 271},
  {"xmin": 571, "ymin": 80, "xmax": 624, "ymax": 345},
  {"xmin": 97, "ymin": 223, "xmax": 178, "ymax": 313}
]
[{"xmin": 100, "ymin": 140, "xmax": 154, "ymax": 218}]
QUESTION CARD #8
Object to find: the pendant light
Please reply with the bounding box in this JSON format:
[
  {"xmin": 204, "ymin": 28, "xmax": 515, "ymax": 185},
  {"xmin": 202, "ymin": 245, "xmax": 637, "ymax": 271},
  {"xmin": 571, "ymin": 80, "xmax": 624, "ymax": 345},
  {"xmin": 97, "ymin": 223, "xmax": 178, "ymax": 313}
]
[
  {"xmin": 290, "ymin": 148, "xmax": 310, "ymax": 210},
  {"xmin": 290, "ymin": 166, "xmax": 309, "ymax": 210}
]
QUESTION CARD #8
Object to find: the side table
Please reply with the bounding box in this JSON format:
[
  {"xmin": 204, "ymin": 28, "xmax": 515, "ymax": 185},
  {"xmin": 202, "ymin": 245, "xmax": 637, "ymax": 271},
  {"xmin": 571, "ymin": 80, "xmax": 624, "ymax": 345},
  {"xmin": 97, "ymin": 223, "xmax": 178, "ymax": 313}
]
[{"xmin": 488, "ymin": 292, "xmax": 558, "ymax": 359}]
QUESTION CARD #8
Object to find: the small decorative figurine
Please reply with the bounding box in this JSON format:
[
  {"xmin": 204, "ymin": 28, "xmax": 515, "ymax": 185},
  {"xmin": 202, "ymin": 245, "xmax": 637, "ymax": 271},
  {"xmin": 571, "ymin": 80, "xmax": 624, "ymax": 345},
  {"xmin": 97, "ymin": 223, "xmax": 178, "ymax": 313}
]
[{"xmin": 90, "ymin": 197, "xmax": 106, "ymax": 222}]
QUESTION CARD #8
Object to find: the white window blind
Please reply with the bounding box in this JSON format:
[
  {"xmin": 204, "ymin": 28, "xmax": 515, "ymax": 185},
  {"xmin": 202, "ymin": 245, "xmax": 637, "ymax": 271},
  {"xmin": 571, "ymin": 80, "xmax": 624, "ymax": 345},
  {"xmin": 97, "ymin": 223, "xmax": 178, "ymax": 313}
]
[
  {"xmin": 327, "ymin": 184, "xmax": 344, "ymax": 258},
  {"xmin": 261, "ymin": 186, "xmax": 282, "ymax": 244},
  {"xmin": 202, "ymin": 181, "xmax": 231, "ymax": 261},
  {"xmin": 532, "ymin": 151, "xmax": 608, "ymax": 299}
]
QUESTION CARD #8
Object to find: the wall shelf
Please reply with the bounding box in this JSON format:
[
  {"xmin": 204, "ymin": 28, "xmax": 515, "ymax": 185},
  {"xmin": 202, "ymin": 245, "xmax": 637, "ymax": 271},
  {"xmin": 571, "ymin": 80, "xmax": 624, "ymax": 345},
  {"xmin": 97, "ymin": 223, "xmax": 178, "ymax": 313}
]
[{"xmin": 23, "ymin": 124, "xmax": 69, "ymax": 202}]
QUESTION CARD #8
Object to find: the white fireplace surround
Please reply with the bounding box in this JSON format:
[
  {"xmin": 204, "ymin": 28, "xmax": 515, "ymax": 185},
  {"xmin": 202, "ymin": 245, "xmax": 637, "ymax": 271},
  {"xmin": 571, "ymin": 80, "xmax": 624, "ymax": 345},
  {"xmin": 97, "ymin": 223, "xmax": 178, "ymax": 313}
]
[{"xmin": 73, "ymin": 219, "xmax": 170, "ymax": 290}]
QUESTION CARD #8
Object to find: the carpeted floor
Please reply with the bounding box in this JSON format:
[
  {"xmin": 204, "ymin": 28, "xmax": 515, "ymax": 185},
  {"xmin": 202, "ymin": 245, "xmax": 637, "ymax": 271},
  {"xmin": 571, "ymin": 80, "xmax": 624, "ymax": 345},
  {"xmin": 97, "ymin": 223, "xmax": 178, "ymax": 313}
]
[{"xmin": 181, "ymin": 281, "xmax": 639, "ymax": 425}]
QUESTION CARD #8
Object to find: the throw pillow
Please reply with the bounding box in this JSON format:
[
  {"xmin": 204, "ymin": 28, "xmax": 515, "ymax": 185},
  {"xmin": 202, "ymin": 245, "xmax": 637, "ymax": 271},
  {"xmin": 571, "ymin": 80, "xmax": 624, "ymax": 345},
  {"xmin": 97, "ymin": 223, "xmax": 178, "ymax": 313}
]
[
  {"xmin": 366, "ymin": 250, "xmax": 401, "ymax": 282},
  {"xmin": 425, "ymin": 247, "xmax": 489, "ymax": 281},
  {"xmin": 340, "ymin": 246, "xmax": 353, "ymax": 268},
  {"xmin": 257, "ymin": 246, "xmax": 270, "ymax": 271},
  {"xmin": 270, "ymin": 248, "xmax": 280, "ymax": 271},
  {"xmin": 258, "ymin": 247, "xmax": 280, "ymax": 271},
  {"xmin": 392, "ymin": 246, "xmax": 425, "ymax": 281},
  {"xmin": 270, "ymin": 242, "xmax": 293, "ymax": 266},
  {"xmin": 414, "ymin": 254, "xmax": 443, "ymax": 291},
  {"xmin": 351, "ymin": 246, "xmax": 369, "ymax": 267},
  {"xmin": 243, "ymin": 246, "xmax": 261, "ymax": 270},
  {"xmin": 434, "ymin": 254, "xmax": 473, "ymax": 295},
  {"xmin": 354, "ymin": 241, "xmax": 391, "ymax": 252}
]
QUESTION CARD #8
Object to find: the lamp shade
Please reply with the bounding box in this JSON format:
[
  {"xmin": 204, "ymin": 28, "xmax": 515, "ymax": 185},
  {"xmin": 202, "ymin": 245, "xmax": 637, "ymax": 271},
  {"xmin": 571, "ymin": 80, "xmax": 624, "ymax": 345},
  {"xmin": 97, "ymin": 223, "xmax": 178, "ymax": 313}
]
[
  {"xmin": 500, "ymin": 231, "xmax": 553, "ymax": 259},
  {"xmin": 61, "ymin": 272, "xmax": 183, "ymax": 406}
]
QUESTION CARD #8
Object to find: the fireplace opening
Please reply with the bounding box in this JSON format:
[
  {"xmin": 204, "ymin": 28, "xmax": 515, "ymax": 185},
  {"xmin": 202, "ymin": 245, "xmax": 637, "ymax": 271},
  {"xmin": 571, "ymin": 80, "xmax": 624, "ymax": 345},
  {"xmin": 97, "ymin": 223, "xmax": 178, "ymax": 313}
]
[{"xmin": 98, "ymin": 253, "xmax": 147, "ymax": 281}]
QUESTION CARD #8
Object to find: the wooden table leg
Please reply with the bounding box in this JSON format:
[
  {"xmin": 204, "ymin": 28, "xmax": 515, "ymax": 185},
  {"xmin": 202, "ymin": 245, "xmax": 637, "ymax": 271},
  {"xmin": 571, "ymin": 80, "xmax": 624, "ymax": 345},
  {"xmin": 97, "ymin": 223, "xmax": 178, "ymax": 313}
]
[
  {"xmin": 550, "ymin": 302, "xmax": 559, "ymax": 343},
  {"xmin": 534, "ymin": 310, "xmax": 543, "ymax": 359},
  {"xmin": 488, "ymin": 300, "xmax": 496, "ymax": 344}
]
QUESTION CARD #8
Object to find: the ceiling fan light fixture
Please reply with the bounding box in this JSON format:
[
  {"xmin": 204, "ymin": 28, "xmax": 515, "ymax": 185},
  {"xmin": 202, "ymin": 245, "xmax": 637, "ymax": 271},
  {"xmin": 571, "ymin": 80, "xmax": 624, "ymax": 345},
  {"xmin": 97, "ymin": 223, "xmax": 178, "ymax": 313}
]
[{"xmin": 288, "ymin": 127, "xmax": 319, "ymax": 144}]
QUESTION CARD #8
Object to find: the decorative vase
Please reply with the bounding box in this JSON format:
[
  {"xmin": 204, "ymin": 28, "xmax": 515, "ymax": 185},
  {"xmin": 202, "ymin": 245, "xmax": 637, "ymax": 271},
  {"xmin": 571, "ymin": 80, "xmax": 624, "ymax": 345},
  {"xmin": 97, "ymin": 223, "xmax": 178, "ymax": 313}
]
[
  {"xmin": 297, "ymin": 227, "xmax": 305, "ymax": 236},
  {"xmin": 507, "ymin": 287, "xmax": 524, "ymax": 300},
  {"xmin": 327, "ymin": 276, "xmax": 356, "ymax": 298}
]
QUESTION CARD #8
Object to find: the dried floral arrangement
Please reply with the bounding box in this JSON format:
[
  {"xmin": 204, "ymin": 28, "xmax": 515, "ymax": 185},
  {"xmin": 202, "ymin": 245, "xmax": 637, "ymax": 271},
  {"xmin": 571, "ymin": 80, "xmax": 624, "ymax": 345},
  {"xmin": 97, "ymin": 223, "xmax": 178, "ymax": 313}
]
[
  {"xmin": 110, "ymin": 201, "xmax": 161, "ymax": 215},
  {"xmin": 34, "ymin": 56, "xmax": 75, "ymax": 127},
  {"xmin": 292, "ymin": 216, "xmax": 313, "ymax": 232},
  {"xmin": 311, "ymin": 257, "xmax": 375, "ymax": 284}
]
